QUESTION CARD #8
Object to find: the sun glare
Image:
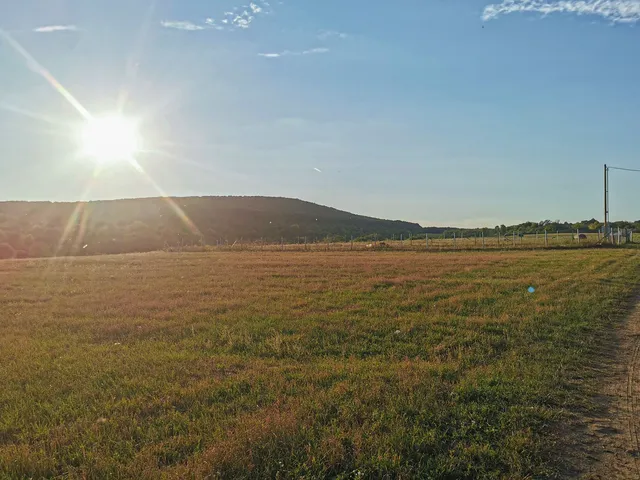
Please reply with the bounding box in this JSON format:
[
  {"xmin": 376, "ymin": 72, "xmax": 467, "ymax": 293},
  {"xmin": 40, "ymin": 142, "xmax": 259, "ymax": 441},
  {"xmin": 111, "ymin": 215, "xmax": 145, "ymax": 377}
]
[{"xmin": 81, "ymin": 115, "xmax": 141, "ymax": 163}]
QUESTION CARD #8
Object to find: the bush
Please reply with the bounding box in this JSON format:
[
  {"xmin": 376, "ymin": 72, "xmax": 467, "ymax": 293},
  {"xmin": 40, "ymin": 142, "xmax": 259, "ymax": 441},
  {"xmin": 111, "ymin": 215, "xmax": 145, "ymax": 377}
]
[{"xmin": 0, "ymin": 243, "xmax": 16, "ymax": 259}]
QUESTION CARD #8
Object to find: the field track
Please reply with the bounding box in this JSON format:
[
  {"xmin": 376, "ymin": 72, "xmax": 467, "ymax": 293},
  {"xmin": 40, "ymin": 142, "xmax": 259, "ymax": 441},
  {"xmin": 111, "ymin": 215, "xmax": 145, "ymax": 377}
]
[{"xmin": 579, "ymin": 296, "xmax": 640, "ymax": 479}]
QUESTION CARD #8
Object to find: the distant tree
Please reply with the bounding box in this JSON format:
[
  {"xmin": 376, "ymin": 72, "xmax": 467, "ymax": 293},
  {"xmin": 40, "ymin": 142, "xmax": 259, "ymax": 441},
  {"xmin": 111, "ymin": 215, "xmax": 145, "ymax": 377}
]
[
  {"xmin": 0, "ymin": 243, "xmax": 15, "ymax": 259},
  {"xmin": 588, "ymin": 221, "xmax": 602, "ymax": 231}
]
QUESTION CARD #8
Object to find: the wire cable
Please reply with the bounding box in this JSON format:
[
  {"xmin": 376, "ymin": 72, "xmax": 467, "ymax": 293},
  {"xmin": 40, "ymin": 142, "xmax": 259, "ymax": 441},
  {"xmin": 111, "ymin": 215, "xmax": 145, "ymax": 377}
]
[{"xmin": 608, "ymin": 166, "xmax": 640, "ymax": 173}]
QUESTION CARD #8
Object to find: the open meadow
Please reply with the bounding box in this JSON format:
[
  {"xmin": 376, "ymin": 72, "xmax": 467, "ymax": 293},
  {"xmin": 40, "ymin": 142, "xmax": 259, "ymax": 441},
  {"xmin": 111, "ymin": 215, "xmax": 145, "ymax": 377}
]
[{"xmin": 1, "ymin": 249, "xmax": 639, "ymax": 478}]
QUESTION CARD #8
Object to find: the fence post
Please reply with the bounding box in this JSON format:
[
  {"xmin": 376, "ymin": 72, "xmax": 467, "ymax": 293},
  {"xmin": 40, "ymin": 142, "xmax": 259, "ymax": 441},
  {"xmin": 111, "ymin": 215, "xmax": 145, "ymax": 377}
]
[
  {"xmin": 401, "ymin": 234, "xmax": 403, "ymax": 247},
  {"xmin": 482, "ymin": 231, "xmax": 485, "ymax": 249},
  {"xmin": 350, "ymin": 235, "xmax": 353, "ymax": 251},
  {"xmin": 512, "ymin": 232, "xmax": 515, "ymax": 246},
  {"xmin": 426, "ymin": 233, "xmax": 429, "ymax": 249},
  {"xmin": 544, "ymin": 229, "xmax": 548, "ymax": 247},
  {"xmin": 453, "ymin": 232, "xmax": 456, "ymax": 249}
]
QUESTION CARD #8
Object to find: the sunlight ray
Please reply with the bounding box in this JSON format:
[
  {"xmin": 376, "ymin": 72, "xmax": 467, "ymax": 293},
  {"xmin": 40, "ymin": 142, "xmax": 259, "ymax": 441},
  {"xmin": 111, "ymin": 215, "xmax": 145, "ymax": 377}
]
[
  {"xmin": 53, "ymin": 167, "xmax": 101, "ymax": 258},
  {"xmin": 126, "ymin": 158, "xmax": 203, "ymax": 238},
  {"xmin": 0, "ymin": 29, "xmax": 91, "ymax": 120},
  {"xmin": 116, "ymin": 0, "xmax": 157, "ymax": 113},
  {"xmin": 0, "ymin": 102, "xmax": 69, "ymax": 127}
]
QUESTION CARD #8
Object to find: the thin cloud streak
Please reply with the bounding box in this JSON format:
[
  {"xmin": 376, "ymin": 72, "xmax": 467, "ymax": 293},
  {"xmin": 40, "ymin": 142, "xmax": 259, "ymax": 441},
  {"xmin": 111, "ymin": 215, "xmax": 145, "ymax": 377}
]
[
  {"xmin": 258, "ymin": 47, "xmax": 329, "ymax": 58},
  {"xmin": 318, "ymin": 30, "xmax": 349, "ymax": 40},
  {"xmin": 483, "ymin": 0, "xmax": 640, "ymax": 23},
  {"xmin": 303, "ymin": 47, "xmax": 329, "ymax": 54},
  {"xmin": 33, "ymin": 25, "xmax": 78, "ymax": 33},
  {"xmin": 160, "ymin": 21, "xmax": 205, "ymax": 31}
]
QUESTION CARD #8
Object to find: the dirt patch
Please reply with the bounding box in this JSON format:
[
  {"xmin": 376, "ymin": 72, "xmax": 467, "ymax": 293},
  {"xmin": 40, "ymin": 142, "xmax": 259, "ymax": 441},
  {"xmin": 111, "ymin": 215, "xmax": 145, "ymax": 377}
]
[{"xmin": 575, "ymin": 296, "xmax": 640, "ymax": 479}]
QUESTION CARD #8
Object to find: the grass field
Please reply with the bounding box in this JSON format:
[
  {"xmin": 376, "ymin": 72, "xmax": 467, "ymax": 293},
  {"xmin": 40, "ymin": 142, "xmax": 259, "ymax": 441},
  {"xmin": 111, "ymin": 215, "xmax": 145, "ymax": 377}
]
[{"xmin": 1, "ymin": 249, "xmax": 639, "ymax": 478}]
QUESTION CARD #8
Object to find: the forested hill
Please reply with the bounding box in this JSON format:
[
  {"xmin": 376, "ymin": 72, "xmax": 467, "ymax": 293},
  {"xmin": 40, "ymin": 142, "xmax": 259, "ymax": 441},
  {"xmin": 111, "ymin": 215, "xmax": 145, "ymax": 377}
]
[{"xmin": 0, "ymin": 196, "xmax": 424, "ymax": 257}]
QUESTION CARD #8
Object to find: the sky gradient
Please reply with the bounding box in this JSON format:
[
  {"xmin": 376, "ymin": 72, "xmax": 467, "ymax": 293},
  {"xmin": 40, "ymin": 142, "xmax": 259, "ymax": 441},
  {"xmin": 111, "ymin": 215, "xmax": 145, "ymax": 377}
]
[{"xmin": 1, "ymin": 0, "xmax": 639, "ymax": 227}]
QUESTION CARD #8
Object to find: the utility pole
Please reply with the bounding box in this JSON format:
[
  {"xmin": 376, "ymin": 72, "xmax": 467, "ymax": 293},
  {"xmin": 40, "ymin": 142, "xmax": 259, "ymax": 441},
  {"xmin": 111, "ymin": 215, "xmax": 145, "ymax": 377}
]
[{"xmin": 604, "ymin": 164, "xmax": 609, "ymax": 242}]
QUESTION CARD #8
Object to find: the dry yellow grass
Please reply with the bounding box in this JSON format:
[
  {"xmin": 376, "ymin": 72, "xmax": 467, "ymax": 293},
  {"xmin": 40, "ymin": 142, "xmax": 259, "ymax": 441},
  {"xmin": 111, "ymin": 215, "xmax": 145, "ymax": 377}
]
[{"xmin": 0, "ymin": 249, "xmax": 638, "ymax": 478}]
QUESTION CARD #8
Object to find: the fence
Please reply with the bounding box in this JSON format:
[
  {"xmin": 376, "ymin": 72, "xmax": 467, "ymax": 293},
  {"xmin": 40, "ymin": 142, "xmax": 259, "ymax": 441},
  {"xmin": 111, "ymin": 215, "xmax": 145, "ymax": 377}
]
[{"xmin": 180, "ymin": 229, "xmax": 636, "ymax": 253}]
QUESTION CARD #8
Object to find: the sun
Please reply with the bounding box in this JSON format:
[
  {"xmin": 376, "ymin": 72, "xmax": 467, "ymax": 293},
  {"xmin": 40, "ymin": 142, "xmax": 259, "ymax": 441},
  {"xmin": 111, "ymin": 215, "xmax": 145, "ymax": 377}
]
[{"xmin": 80, "ymin": 115, "xmax": 141, "ymax": 163}]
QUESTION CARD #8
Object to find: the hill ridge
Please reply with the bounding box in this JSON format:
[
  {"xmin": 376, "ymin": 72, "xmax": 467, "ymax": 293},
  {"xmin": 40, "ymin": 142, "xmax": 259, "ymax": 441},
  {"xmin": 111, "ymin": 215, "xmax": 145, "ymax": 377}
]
[{"xmin": 0, "ymin": 196, "xmax": 423, "ymax": 257}]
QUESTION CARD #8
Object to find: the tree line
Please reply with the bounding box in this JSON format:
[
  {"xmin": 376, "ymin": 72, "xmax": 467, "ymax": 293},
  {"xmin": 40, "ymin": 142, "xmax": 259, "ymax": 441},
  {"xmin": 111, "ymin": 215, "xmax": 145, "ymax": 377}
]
[{"xmin": 0, "ymin": 197, "xmax": 636, "ymax": 259}]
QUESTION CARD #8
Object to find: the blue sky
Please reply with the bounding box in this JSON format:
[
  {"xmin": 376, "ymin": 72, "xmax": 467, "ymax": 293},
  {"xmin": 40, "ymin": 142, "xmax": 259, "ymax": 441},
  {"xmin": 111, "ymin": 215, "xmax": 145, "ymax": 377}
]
[{"xmin": 1, "ymin": 0, "xmax": 639, "ymax": 227}]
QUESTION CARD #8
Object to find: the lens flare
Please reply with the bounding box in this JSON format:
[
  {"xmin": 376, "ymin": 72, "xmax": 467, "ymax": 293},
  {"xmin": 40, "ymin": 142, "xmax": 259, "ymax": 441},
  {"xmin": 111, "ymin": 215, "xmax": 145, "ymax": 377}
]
[{"xmin": 81, "ymin": 115, "xmax": 141, "ymax": 163}]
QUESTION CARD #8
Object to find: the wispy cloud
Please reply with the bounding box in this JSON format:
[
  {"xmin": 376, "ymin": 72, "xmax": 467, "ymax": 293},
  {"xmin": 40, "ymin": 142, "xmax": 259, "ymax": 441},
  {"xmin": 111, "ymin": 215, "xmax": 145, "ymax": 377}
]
[
  {"xmin": 33, "ymin": 25, "xmax": 78, "ymax": 33},
  {"xmin": 204, "ymin": 1, "xmax": 273, "ymax": 31},
  {"xmin": 483, "ymin": 0, "xmax": 640, "ymax": 23},
  {"xmin": 160, "ymin": 21, "xmax": 205, "ymax": 31},
  {"xmin": 258, "ymin": 47, "xmax": 329, "ymax": 58},
  {"xmin": 303, "ymin": 47, "xmax": 329, "ymax": 54},
  {"xmin": 318, "ymin": 30, "xmax": 349, "ymax": 40},
  {"xmin": 159, "ymin": 2, "xmax": 273, "ymax": 33}
]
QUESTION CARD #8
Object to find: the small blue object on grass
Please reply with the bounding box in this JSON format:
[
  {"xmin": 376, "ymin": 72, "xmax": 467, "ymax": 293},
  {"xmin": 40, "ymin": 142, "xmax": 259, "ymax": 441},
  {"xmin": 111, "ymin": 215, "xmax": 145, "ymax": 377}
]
[{"xmin": 528, "ymin": 286, "xmax": 536, "ymax": 293}]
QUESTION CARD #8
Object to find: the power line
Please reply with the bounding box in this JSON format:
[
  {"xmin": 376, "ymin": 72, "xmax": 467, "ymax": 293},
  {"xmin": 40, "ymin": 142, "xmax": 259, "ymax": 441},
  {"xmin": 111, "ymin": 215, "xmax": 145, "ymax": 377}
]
[
  {"xmin": 603, "ymin": 164, "xmax": 638, "ymax": 244},
  {"xmin": 608, "ymin": 166, "xmax": 640, "ymax": 173}
]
